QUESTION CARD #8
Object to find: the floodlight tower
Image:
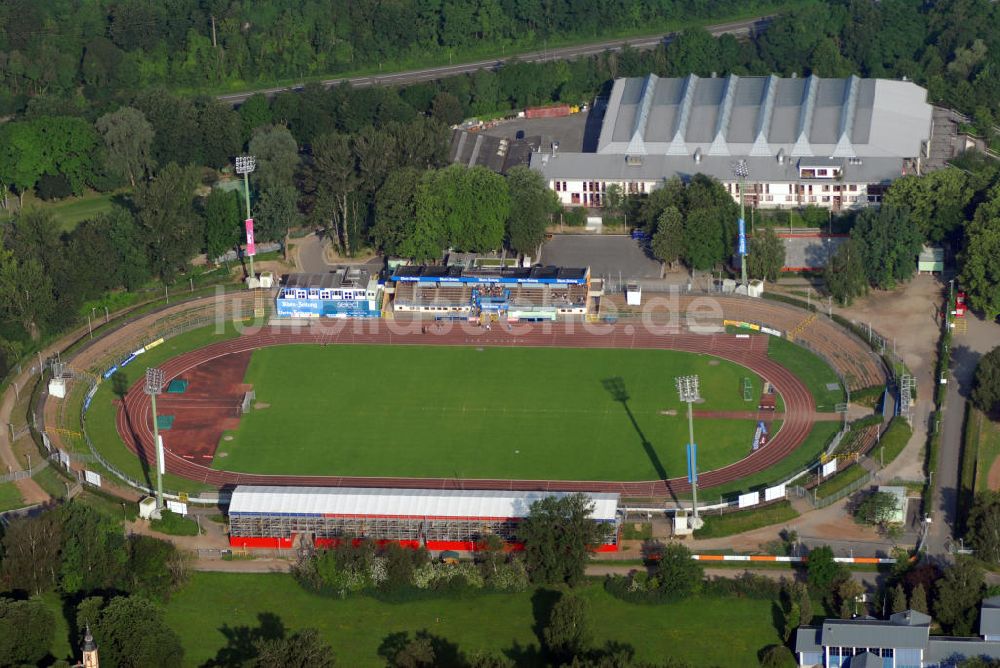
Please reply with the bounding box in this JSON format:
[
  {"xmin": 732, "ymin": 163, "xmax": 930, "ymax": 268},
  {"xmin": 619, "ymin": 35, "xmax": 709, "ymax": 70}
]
[
  {"xmin": 234, "ymin": 155, "xmax": 257, "ymax": 281},
  {"xmin": 732, "ymin": 160, "xmax": 750, "ymax": 288},
  {"xmin": 144, "ymin": 367, "xmax": 166, "ymax": 512},
  {"xmin": 676, "ymin": 374, "xmax": 703, "ymax": 529}
]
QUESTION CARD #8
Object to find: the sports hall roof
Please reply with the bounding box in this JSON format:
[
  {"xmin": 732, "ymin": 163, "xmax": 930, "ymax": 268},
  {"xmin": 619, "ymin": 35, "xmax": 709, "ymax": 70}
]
[
  {"xmin": 229, "ymin": 486, "xmax": 620, "ymax": 521},
  {"xmin": 597, "ymin": 74, "xmax": 931, "ymax": 158}
]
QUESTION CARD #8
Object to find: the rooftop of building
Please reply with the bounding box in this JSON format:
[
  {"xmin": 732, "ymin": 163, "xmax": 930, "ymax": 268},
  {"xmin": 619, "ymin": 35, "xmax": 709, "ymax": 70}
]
[
  {"xmin": 597, "ymin": 74, "xmax": 932, "ymax": 159},
  {"xmin": 229, "ymin": 486, "xmax": 620, "ymax": 521},
  {"xmin": 282, "ymin": 268, "xmax": 372, "ymax": 291}
]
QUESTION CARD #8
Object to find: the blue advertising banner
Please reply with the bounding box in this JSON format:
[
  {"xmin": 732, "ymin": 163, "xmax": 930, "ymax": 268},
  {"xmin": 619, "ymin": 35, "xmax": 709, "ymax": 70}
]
[
  {"xmin": 686, "ymin": 443, "xmax": 698, "ymax": 484},
  {"xmin": 737, "ymin": 218, "xmax": 747, "ymax": 256}
]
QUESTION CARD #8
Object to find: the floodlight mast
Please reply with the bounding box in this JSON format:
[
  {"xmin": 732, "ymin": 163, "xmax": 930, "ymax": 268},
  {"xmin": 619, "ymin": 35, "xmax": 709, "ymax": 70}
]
[
  {"xmin": 733, "ymin": 160, "xmax": 750, "ymax": 289},
  {"xmin": 234, "ymin": 155, "xmax": 256, "ymax": 281},
  {"xmin": 675, "ymin": 375, "xmax": 702, "ymax": 528},
  {"xmin": 144, "ymin": 367, "xmax": 166, "ymax": 511}
]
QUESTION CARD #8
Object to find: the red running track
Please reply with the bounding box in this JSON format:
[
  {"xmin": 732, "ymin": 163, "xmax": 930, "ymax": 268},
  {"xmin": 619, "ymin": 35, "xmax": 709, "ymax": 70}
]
[{"xmin": 116, "ymin": 322, "xmax": 816, "ymax": 497}]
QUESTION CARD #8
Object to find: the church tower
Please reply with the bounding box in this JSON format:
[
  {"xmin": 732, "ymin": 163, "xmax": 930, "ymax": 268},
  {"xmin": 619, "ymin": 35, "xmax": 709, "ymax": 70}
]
[{"xmin": 81, "ymin": 625, "xmax": 99, "ymax": 668}]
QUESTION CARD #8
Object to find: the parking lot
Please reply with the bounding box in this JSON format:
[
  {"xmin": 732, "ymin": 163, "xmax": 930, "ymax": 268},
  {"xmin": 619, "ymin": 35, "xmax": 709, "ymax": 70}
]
[{"xmin": 540, "ymin": 234, "xmax": 663, "ymax": 281}]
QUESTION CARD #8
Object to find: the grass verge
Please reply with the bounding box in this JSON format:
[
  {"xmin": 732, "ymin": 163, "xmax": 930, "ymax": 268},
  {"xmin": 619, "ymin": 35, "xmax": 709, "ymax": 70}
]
[
  {"xmin": 815, "ymin": 464, "xmax": 868, "ymax": 500},
  {"xmin": 974, "ymin": 408, "xmax": 1000, "ymax": 493},
  {"xmin": 0, "ymin": 482, "xmax": 24, "ymax": 511},
  {"xmin": 693, "ymin": 500, "xmax": 799, "ymax": 539}
]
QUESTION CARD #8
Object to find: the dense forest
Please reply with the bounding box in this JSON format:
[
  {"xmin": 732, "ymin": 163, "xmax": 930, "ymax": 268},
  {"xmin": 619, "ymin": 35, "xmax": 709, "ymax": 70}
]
[{"xmin": 0, "ymin": 0, "xmax": 774, "ymax": 109}]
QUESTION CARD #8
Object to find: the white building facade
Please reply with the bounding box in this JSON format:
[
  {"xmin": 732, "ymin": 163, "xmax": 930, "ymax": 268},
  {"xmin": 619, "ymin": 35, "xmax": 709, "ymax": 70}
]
[{"xmin": 533, "ymin": 74, "xmax": 933, "ymax": 212}]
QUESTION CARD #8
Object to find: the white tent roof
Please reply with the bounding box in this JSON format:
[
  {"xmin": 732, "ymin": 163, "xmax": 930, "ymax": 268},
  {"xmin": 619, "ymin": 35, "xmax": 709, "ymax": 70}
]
[{"xmin": 229, "ymin": 486, "xmax": 620, "ymax": 521}]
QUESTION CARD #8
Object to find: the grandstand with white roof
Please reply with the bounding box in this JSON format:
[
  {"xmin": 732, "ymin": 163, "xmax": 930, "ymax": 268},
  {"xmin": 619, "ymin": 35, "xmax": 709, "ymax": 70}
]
[
  {"xmin": 531, "ymin": 73, "xmax": 934, "ymax": 212},
  {"xmin": 228, "ymin": 486, "xmax": 621, "ymax": 552}
]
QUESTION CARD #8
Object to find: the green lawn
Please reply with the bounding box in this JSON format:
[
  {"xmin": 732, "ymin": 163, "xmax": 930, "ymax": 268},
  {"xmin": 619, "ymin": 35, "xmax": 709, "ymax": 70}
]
[
  {"xmin": 214, "ymin": 345, "xmax": 763, "ymax": 481},
  {"xmin": 0, "ymin": 482, "xmax": 24, "ymax": 511},
  {"xmin": 815, "ymin": 463, "xmax": 868, "ymax": 500},
  {"xmin": 163, "ymin": 573, "xmax": 781, "ymax": 667},
  {"xmin": 0, "ymin": 189, "xmax": 126, "ymax": 231},
  {"xmin": 768, "ymin": 336, "xmax": 845, "ymax": 412},
  {"xmin": 83, "ymin": 324, "xmax": 241, "ymax": 495},
  {"xmin": 975, "ymin": 410, "xmax": 1000, "ymax": 493},
  {"xmin": 693, "ymin": 500, "xmax": 799, "ymax": 539}
]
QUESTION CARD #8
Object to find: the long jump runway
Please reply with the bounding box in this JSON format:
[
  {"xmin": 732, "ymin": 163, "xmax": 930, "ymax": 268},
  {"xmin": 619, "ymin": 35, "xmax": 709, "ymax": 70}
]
[{"xmin": 116, "ymin": 322, "xmax": 816, "ymax": 497}]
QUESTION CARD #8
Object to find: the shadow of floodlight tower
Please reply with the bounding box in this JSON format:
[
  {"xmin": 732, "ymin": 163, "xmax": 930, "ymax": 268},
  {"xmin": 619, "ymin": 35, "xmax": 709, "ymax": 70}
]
[
  {"xmin": 144, "ymin": 367, "xmax": 166, "ymax": 516},
  {"xmin": 675, "ymin": 374, "xmax": 703, "ymax": 530}
]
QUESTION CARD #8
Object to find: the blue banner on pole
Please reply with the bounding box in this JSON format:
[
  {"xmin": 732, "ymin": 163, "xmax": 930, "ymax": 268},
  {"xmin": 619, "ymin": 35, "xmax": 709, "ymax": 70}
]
[
  {"xmin": 686, "ymin": 443, "xmax": 698, "ymax": 484},
  {"xmin": 737, "ymin": 218, "xmax": 747, "ymax": 256}
]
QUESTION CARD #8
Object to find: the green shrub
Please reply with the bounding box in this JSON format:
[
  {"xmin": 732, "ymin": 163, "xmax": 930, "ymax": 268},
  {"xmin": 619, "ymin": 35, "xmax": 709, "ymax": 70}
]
[{"xmin": 149, "ymin": 510, "xmax": 199, "ymax": 536}]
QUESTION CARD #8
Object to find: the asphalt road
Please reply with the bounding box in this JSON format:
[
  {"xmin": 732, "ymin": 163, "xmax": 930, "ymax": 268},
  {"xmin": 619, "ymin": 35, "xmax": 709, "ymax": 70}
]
[
  {"xmin": 927, "ymin": 309, "xmax": 999, "ymax": 556},
  {"xmin": 217, "ymin": 16, "xmax": 771, "ymax": 105}
]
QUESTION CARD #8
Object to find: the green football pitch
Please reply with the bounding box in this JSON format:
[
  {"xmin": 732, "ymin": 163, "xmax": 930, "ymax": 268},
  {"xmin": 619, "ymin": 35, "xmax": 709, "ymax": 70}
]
[{"xmin": 213, "ymin": 345, "xmax": 767, "ymax": 481}]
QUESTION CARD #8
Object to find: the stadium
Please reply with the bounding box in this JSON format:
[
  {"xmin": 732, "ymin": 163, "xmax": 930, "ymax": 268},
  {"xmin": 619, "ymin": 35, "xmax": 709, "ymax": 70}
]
[{"xmin": 46, "ymin": 284, "xmax": 887, "ymax": 554}]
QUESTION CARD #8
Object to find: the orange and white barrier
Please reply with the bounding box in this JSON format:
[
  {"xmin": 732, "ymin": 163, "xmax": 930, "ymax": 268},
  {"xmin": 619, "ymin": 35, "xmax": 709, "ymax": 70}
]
[{"xmin": 691, "ymin": 554, "xmax": 898, "ymax": 565}]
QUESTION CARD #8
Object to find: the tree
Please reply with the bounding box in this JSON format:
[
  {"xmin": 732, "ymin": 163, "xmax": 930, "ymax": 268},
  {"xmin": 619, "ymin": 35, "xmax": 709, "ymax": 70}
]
[
  {"xmin": 102, "ymin": 206, "xmax": 150, "ymax": 290},
  {"xmin": 935, "ymin": 558, "xmax": 985, "ymax": 635},
  {"xmin": 543, "ymin": 594, "xmax": 592, "ymax": 664},
  {"xmin": 95, "ymin": 106, "xmax": 155, "ymax": 187},
  {"xmin": 853, "ymin": 490, "xmax": 900, "ymax": 530},
  {"xmin": 0, "ymin": 597, "xmax": 55, "ymax": 666},
  {"xmin": 59, "ymin": 502, "xmax": 129, "ymax": 595},
  {"xmin": 891, "ymin": 583, "xmax": 909, "ymax": 614},
  {"xmin": 852, "ymin": 205, "xmax": 922, "ymax": 289},
  {"xmin": 0, "ymin": 246, "xmax": 55, "ymax": 340},
  {"xmin": 202, "ymin": 188, "xmax": 242, "ymax": 261},
  {"xmin": 505, "ymin": 166, "xmax": 557, "ymax": 256},
  {"xmin": 759, "ymin": 644, "xmax": 796, "ymax": 668},
  {"xmin": 307, "ymin": 132, "xmax": 360, "ymax": 256},
  {"xmin": 197, "ymin": 99, "xmax": 243, "ymax": 170},
  {"xmin": 748, "ymin": 227, "xmax": 786, "ymax": 282},
  {"xmin": 806, "ymin": 545, "xmax": 847, "ymax": 596},
  {"xmin": 251, "ymin": 628, "xmax": 335, "ymax": 668},
  {"xmin": 910, "ymin": 583, "xmax": 929, "ymax": 615},
  {"xmin": 127, "ymin": 535, "xmax": 189, "ymax": 601},
  {"xmin": 655, "ymin": 542, "xmax": 704, "ymax": 600},
  {"xmin": 838, "ymin": 579, "xmax": 864, "ymax": 619},
  {"xmin": 373, "ymin": 168, "xmax": 421, "ymax": 257},
  {"xmin": 883, "ymin": 170, "xmax": 973, "ymax": 243},
  {"xmin": 973, "ymin": 348, "xmax": 1000, "ymax": 415},
  {"xmin": 650, "ymin": 206, "xmax": 684, "ymax": 272},
  {"xmin": 826, "ymin": 239, "xmax": 868, "ymax": 305},
  {"xmin": 86, "ymin": 595, "xmax": 184, "ymax": 668},
  {"xmin": 960, "ymin": 215, "xmax": 1000, "ymax": 320},
  {"xmin": 683, "ymin": 207, "xmax": 726, "ymax": 271},
  {"xmin": 603, "ymin": 184, "xmax": 625, "ymax": 223},
  {"xmin": 133, "ymin": 163, "xmax": 201, "ymax": 280},
  {"xmin": 430, "ymin": 91, "xmax": 464, "ymax": 126},
  {"xmin": 520, "ymin": 493, "xmax": 608, "ymax": 586},
  {"xmin": 0, "ymin": 511, "xmax": 62, "ymax": 595},
  {"xmin": 416, "ymin": 165, "xmax": 509, "ymax": 254},
  {"xmin": 239, "ymin": 94, "xmax": 273, "ymax": 142},
  {"xmin": 248, "ymin": 125, "xmax": 300, "ymax": 193},
  {"xmin": 967, "ymin": 491, "xmax": 1000, "ymax": 564},
  {"xmin": 255, "ymin": 185, "xmax": 300, "ymax": 244}
]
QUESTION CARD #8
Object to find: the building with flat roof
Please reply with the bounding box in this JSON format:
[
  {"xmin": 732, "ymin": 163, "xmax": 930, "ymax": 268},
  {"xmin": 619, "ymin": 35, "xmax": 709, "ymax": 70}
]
[
  {"xmin": 276, "ymin": 268, "xmax": 382, "ymax": 318},
  {"xmin": 531, "ymin": 74, "xmax": 933, "ymax": 212},
  {"xmin": 228, "ymin": 485, "xmax": 621, "ymax": 552},
  {"xmin": 795, "ymin": 601, "xmax": 1000, "ymax": 667},
  {"xmin": 390, "ymin": 255, "xmax": 592, "ymax": 321}
]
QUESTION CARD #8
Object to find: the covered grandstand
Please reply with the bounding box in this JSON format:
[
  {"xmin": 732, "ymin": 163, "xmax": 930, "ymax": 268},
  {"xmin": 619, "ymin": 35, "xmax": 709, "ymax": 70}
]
[
  {"xmin": 391, "ymin": 261, "xmax": 593, "ymax": 321},
  {"xmin": 276, "ymin": 268, "xmax": 382, "ymax": 318},
  {"xmin": 228, "ymin": 486, "xmax": 621, "ymax": 551}
]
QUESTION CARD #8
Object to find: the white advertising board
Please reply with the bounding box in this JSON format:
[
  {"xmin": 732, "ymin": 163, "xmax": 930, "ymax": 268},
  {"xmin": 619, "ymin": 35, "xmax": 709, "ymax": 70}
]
[
  {"xmin": 764, "ymin": 484, "xmax": 786, "ymax": 502},
  {"xmin": 166, "ymin": 500, "xmax": 188, "ymax": 516},
  {"xmin": 822, "ymin": 460, "xmax": 838, "ymax": 478},
  {"xmin": 738, "ymin": 491, "xmax": 760, "ymax": 508},
  {"xmin": 84, "ymin": 470, "xmax": 102, "ymax": 487}
]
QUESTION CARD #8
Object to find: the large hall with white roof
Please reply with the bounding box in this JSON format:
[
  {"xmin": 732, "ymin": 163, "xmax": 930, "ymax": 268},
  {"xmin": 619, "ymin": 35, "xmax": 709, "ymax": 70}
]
[{"xmin": 531, "ymin": 73, "xmax": 934, "ymax": 212}]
